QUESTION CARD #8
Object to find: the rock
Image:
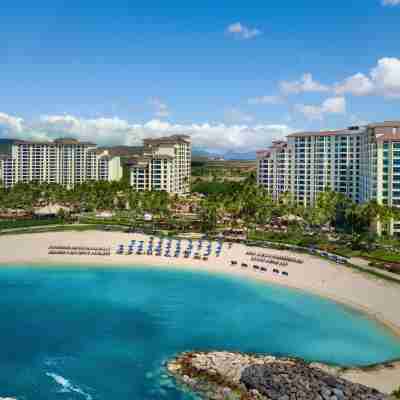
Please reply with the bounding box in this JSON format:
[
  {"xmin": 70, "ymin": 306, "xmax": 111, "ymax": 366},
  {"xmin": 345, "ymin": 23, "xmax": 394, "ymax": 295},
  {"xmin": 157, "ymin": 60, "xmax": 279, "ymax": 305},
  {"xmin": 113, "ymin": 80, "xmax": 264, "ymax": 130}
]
[
  {"xmin": 167, "ymin": 351, "xmax": 389, "ymax": 400},
  {"xmin": 332, "ymin": 388, "xmax": 345, "ymax": 399},
  {"xmin": 321, "ymin": 389, "xmax": 332, "ymax": 400}
]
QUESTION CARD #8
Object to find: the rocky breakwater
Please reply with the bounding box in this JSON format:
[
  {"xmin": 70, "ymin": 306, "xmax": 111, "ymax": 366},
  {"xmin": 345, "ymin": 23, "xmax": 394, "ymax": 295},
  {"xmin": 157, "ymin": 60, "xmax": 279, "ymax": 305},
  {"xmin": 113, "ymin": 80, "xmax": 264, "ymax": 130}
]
[{"xmin": 167, "ymin": 351, "xmax": 393, "ymax": 400}]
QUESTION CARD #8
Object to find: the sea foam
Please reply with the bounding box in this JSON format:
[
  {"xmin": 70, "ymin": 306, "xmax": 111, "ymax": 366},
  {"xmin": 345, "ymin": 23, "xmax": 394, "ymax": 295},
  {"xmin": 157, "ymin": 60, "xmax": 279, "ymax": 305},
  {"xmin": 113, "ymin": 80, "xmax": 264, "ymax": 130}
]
[{"xmin": 46, "ymin": 372, "xmax": 92, "ymax": 400}]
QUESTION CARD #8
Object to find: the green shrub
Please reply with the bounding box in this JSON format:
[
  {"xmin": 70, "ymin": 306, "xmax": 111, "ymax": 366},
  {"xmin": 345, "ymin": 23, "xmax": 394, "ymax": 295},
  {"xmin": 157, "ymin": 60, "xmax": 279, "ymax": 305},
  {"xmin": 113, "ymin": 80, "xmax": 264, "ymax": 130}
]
[
  {"xmin": 392, "ymin": 386, "xmax": 400, "ymax": 399},
  {"xmin": 0, "ymin": 218, "xmax": 63, "ymax": 230}
]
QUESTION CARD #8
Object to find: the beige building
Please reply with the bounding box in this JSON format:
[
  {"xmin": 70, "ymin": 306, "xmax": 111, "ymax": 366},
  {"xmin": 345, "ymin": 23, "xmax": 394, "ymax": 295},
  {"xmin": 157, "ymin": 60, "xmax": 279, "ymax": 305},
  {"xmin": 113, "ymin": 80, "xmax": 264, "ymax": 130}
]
[
  {"xmin": 129, "ymin": 135, "xmax": 191, "ymax": 194},
  {"xmin": 0, "ymin": 138, "xmax": 122, "ymax": 188},
  {"xmin": 256, "ymin": 140, "xmax": 292, "ymax": 200},
  {"xmin": 0, "ymin": 155, "xmax": 15, "ymax": 188},
  {"xmin": 257, "ymin": 122, "xmax": 400, "ymax": 236}
]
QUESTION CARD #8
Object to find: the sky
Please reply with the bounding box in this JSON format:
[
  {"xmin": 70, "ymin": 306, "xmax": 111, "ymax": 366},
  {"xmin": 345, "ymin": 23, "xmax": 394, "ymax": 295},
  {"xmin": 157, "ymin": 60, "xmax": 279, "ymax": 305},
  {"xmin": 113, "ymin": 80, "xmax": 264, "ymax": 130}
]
[{"xmin": 1, "ymin": 0, "xmax": 400, "ymax": 154}]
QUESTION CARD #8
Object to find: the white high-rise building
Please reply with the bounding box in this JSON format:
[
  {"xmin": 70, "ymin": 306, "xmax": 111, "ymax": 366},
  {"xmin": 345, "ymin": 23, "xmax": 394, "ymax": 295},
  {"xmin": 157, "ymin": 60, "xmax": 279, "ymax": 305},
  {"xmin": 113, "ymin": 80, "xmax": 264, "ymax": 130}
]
[
  {"xmin": 287, "ymin": 126, "xmax": 364, "ymax": 206},
  {"xmin": 256, "ymin": 140, "xmax": 292, "ymax": 200},
  {"xmin": 256, "ymin": 122, "xmax": 400, "ymax": 236},
  {"xmin": 0, "ymin": 138, "xmax": 122, "ymax": 188},
  {"xmin": 360, "ymin": 122, "xmax": 400, "ymax": 236},
  {"xmin": 0, "ymin": 155, "xmax": 15, "ymax": 188},
  {"xmin": 129, "ymin": 135, "xmax": 191, "ymax": 194}
]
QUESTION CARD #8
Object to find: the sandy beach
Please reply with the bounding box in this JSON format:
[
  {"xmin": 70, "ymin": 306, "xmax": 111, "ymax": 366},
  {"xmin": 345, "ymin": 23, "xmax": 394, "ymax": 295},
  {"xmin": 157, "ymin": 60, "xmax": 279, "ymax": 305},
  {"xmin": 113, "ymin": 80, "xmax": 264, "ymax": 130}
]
[{"xmin": 0, "ymin": 230, "xmax": 400, "ymax": 393}]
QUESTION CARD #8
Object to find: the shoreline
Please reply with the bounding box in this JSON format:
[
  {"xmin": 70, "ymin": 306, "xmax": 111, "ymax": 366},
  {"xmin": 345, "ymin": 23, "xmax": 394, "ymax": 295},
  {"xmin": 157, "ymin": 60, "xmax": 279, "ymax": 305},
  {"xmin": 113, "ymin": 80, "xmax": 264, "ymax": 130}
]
[
  {"xmin": 1, "ymin": 231, "xmax": 400, "ymax": 339},
  {"xmin": 4, "ymin": 256, "xmax": 400, "ymax": 342},
  {"xmin": 167, "ymin": 351, "xmax": 398, "ymax": 397},
  {"xmin": 1, "ymin": 231, "xmax": 400, "ymax": 393}
]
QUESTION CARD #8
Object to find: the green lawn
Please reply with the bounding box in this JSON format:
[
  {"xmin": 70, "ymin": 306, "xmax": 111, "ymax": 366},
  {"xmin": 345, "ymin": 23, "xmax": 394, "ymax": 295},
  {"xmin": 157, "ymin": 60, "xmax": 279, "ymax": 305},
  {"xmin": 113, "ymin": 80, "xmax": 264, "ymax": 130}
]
[
  {"xmin": 0, "ymin": 218, "xmax": 64, "ymax": 230},
  {"xmin": 366, "ymin": 249, "xmax": 400, "ymax": 263}
]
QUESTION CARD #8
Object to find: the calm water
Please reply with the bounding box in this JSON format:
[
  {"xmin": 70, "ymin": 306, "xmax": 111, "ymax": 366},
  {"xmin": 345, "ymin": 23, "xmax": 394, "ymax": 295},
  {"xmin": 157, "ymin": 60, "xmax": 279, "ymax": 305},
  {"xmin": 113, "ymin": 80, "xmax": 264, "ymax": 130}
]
[{"xmin": 1, "ymin": 265, "xmax": 400, "ymax": 400}]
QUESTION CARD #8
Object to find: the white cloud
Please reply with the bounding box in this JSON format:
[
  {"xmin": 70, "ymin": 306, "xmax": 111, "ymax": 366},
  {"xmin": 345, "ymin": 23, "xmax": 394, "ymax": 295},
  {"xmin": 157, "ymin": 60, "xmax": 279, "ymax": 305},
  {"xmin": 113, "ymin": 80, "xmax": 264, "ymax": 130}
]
[
  {"xmin": 280, "ymin": 73, "xmax": 330, "ymax": 95},
  {"xmin": 281, "ymin": 57, "xmax": 400, "ymax": 100},
  {"xmin": 295, "ymin": 97, "xmax": 346, "ymax": 120},
  {"xmin": 148, "ymin": 97, "xmax": 170, "ymax": 118},
  {"xmin": 226, "ymin": 22, "xmax": 262, "ymax": 40},
  {"xmin": 335, "ymin": 57, "xmax": 400, "ymax": 99},
  {"xmin": 247, "ymin": 95, "xmax": 283, "ymax": 105},
  {"xmin": 323, "ymin": 96, "xmax": 346, "ymax": 113},
  {"xmin": 370, "ymin": 57, "xmax": 400, "ymax": 98},
  {"xmin": 382, "ymin": 0, "xmax": 400, "ymax": 6},
  {"xmin": 0, "ymin": 112, "xmax": 24, "ymax": 133},
  {"xmin": 334, "ymin": 73, "xmax": 375, "ymax": 96},
  {"xmin": 0, "ymin": 112, "xmax": 294, "ymax": 152}
]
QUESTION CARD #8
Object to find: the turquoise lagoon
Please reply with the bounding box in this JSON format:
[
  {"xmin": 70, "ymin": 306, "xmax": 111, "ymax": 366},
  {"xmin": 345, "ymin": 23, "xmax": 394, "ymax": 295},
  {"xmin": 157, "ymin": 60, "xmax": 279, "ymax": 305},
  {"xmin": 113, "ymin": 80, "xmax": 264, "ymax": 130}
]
[{"xmin": 1, "ymin": 265, "xmax": 400, "ymax": 400}]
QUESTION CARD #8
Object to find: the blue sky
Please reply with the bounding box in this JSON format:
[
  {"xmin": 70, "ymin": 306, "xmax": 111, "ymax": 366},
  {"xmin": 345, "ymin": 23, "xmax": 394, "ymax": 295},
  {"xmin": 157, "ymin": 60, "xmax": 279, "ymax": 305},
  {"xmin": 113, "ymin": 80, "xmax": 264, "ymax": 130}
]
[{"xmin": 1, "ymin": 0, "xmax": 400, "ymax": 152}]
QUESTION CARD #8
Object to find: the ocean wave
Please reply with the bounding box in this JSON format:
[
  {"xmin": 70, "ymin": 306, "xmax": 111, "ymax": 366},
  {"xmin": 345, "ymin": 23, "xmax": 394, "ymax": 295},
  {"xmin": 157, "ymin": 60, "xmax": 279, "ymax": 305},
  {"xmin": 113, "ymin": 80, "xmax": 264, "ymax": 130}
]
[
  {"xmin": 0, "ymin": 397, "xmax": 18, "ymax": 400},
  {"xmin": 46, "ymin": 372, "xmax": 92, "ymax": 400}
]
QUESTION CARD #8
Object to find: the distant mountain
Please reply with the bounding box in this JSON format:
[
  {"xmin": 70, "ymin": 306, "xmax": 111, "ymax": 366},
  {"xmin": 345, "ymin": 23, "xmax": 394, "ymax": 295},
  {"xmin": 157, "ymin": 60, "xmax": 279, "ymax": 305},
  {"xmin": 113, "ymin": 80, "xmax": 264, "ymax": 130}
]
[
  {"xmin": 97, "ymin": 144, "xmax": 257, "ymax": 162},
  {"xmin": 192, "ymin": 148, "xmax": 256, "ymax": 161},
  {"xmin": 192, "ymin": 148, "xmax": 215, "ymax": 158}
]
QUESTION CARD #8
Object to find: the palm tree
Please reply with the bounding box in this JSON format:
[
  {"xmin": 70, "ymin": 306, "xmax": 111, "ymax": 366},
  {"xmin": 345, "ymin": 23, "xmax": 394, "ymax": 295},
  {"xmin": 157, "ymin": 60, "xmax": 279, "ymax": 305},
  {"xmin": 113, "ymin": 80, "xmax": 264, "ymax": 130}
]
[{"xmin": 344, "ymin": 202, "xmax": 364, "ymax": 234}]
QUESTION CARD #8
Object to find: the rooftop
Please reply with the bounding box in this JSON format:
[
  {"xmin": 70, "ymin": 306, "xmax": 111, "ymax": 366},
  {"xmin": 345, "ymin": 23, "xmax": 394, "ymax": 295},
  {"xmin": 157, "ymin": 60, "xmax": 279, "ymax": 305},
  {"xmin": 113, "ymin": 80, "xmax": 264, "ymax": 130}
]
[
  {"xmin": 369, "ymin": 121, "xmax": 400, "ymax": 128},
  {"xmin": 288, "ymin": 127, "xmax": 365, "ymax": 138},
  {"xmin": 13, "ymin": 138, "xmax": 96, "ymax": 146}
]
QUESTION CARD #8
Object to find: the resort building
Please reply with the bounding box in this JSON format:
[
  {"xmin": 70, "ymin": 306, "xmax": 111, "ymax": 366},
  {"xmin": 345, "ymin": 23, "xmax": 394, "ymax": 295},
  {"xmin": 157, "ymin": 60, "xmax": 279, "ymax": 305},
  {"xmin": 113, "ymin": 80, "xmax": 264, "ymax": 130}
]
[
  {"xmin": 256, "ymin": 141, "xmax": 292, "ymax": 201},
  {"xmin": 360, "ymin": 122, "xmax": 400, "ymax": 236},
  {"xmin": 257, "ymin": 121, "xmax": 400, "ymax": 236},
  {"xmin": 287, "ymin": 126, "xmax": 365, "ymax": 206},
  {"xmin": 0, "ymin": 138, "xmax": 123, "ymax": 188},
  {"xmin": 0, "ymin": 154, "xmax": 15, "ymax": 188},
  {"xmin": 129, "ymin": 135, "xmax": 191, "ymax": 194}
]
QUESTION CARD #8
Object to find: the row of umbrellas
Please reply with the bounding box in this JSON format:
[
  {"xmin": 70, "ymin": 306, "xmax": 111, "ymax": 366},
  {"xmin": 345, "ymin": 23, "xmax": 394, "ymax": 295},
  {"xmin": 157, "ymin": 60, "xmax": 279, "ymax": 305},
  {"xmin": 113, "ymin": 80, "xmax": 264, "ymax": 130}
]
[{"xmin": 116, "ymin": 237, "xmax": 224, "ymax": 258}]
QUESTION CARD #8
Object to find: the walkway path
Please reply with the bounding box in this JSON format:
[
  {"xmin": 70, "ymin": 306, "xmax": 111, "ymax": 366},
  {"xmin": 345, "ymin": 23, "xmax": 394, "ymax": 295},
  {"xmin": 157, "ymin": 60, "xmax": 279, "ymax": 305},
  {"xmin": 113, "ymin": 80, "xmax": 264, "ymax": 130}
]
[{"xmin": 349, "ymin": 257, "xmax": 400, "ymax": 283}]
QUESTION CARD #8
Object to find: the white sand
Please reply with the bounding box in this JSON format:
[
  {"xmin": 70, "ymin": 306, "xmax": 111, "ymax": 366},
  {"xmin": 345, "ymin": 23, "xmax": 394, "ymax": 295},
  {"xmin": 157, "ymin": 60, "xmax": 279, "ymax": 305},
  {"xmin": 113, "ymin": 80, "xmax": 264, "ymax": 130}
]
[{"xmin": 0, "ymin": 231, "xmax": 400, "ymax": 393}]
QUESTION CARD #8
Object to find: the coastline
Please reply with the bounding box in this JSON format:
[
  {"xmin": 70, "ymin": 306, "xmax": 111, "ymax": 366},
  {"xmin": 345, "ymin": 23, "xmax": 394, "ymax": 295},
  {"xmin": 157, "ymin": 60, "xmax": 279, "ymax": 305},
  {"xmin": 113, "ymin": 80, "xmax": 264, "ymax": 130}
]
[
  {"xmin": 1, "ymin": 231, "xmax": 400, "ymax": 337},
  {"xmin": 1, "ymin": 231, "xmax": 400, "ymax": 393},
  {"xmin": 167, "ymin": 351, "xmax": 397, "ymax": 398},
  {"xmin": 5, "ymin": 255, "xmax": 400, "ymax": 341}
]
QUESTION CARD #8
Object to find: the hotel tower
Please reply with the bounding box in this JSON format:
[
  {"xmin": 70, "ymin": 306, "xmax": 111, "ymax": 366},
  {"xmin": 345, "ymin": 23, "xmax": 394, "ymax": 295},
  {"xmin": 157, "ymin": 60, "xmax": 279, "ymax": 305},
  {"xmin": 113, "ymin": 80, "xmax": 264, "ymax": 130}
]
[
  {"xmin": 0, "ymin": 138, "xmax": 123, "ymax": 188},
  {"xmin": 129, "ymin": 135, "xmax": 191, "ymax": 194},
  {"xmin": 257, "ymin": 121, "xmax": 400, "ymax": 236}
]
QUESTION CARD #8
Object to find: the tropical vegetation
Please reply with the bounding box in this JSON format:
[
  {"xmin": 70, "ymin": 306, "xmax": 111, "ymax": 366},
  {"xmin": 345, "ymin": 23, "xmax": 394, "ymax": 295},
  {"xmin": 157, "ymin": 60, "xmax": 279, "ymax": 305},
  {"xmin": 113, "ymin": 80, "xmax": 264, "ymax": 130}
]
[
  {"xmin": 1, "ymin": 178, "xmax": 399, "ymax": 235},
  {"xmin": 1, "ymin": 178, "xmax": 400, "ymax": 264}
]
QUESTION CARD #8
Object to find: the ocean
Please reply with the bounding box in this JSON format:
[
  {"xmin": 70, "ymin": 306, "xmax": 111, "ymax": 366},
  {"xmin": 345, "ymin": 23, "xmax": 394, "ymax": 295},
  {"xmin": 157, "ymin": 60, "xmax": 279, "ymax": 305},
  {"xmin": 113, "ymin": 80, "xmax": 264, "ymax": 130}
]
[{"xmin": 0, "ymin": 265, "xmax": 399, "ymax": 400}]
